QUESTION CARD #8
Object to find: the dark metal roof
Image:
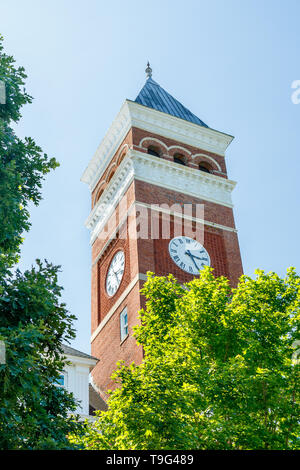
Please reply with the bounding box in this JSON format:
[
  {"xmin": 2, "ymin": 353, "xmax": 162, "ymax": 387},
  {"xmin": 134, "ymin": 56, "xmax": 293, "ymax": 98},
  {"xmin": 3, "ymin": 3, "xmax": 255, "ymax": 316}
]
[
  {"xmin": 135, "ymin": 78, "xmax": 208, "ymax": 128},
  {"xmin": 62, "ymin": 344, "xmax": 98, "ymax": 361}
]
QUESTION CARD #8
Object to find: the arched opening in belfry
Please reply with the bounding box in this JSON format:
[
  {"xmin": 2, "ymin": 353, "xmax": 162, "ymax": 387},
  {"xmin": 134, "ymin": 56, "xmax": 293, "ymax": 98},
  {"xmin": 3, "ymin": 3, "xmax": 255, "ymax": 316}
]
[
  {"xmin": 147, "ymin": 146, "xmax": 161, "ymax": 158},
  {"xmin": 173, "ymin": 154, "xmax": 186, "ymax": 166},
  {"xmin": 198, "ymin": 162, "xmax": 212, "ymax": 173}
]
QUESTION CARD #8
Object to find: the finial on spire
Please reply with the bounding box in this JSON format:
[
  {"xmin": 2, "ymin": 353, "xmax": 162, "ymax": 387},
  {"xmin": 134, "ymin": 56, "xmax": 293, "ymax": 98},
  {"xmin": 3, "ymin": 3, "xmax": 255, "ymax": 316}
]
[{"xmin": 145, "ymin": 61, "xmax": 152, "ymax": 79}]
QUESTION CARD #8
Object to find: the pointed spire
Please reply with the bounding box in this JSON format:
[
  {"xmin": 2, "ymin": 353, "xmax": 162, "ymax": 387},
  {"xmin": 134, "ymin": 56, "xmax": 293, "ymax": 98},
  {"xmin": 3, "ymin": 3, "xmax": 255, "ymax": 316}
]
[
  {"xmin": 145, "ymin": 61, "xmax": 152, "ymax": 79},
  {"xmin": 135, "ymin": 76, "xmax": 208, "ymax": 128}
]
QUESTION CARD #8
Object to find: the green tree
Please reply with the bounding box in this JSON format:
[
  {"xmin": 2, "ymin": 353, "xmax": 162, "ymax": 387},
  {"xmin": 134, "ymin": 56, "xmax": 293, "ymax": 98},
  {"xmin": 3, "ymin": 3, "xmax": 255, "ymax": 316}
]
[
  {"xmin": 72, "ymin": 268, "xmax": 300, "ymax": 450},
  {"xmin": 0, "ymin": 36, "xmax": 82, "ymax": 449}
]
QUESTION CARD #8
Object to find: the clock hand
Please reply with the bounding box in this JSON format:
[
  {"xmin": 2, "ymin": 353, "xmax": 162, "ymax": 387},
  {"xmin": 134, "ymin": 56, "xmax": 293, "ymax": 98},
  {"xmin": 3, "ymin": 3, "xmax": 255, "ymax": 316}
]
[
  {"xmin": 113, "ymin": 269, "xmax": 123, "ymax": 281},
  {"xmin": 185, "ymin": 250, "xmax": 200, "ymax": 271},
  {"xmin": 186, "ymin": 250, "xmax": 208, "ymax": 262},
  {"xmin": 114, "ymin": 267, "xmax": 123, "ymax": 273}
]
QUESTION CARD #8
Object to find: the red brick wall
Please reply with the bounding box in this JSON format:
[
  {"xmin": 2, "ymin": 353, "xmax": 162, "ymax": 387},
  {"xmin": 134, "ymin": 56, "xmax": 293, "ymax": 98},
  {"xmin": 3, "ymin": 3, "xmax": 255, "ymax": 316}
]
[
  {"xmin": 134, "ymin": 180, "xmax": 236, "ymax": 229},
  {"xmin": 91, "ymin": 281, "xmax": 143, "ymax": 399},
  {"xmin": 91, "ymin": 182, "xmax": 137, "ymax": 335},
  {"xmin": 222, "ymin": 229, "xmax": 243, "ymax": 286}
]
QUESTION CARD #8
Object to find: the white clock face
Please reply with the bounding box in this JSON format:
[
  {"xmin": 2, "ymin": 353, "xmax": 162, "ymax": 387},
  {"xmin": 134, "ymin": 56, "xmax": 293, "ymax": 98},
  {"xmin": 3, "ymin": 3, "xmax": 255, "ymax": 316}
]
[
  {"xmin": 106, "ymin": 251, "xmax": 125, "ymax": 297},
  {"xmin": 168, "ymin": 236, "xmax": 210, "ymax": 275}
]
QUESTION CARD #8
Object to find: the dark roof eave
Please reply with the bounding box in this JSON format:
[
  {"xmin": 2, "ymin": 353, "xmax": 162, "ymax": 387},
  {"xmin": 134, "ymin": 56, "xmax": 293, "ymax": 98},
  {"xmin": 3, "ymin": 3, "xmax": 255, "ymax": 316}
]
[{"xmin": 62, "ymin": 344, "xmax": 99, "ymax": 362}]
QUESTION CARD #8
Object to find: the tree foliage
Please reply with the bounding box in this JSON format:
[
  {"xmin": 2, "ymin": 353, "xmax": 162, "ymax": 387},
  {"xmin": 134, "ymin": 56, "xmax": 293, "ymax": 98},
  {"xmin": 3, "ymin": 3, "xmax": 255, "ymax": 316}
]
[
  {"xmin": 0, "ymin": 35, "xmax": 58, "ymax": 265},
  {"xmin": 0, "ymin": 36, "xmax": 81, "ymax": 449},
  {"xmin": 72, "ymin": 268, "xmax": 300, "ymax": 450}
]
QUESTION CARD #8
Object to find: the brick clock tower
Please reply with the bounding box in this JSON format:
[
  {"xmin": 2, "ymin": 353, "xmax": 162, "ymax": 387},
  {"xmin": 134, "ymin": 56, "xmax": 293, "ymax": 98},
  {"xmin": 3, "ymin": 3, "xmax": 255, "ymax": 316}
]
[{"xmin": 81, "ymin": 64, "xmax": 243, "ymax": 401}]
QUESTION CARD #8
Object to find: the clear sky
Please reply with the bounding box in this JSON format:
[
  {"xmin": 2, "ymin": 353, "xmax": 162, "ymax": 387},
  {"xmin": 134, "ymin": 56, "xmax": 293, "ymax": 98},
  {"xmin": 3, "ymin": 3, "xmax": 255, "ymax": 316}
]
[{"xmin": 2, "ymin": 0, "xmax": 300, "ymax": 353}]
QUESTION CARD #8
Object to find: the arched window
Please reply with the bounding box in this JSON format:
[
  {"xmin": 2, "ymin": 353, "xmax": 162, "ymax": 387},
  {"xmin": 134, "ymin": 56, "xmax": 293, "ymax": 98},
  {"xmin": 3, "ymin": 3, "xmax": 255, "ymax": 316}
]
[
  {"xmin": 117, "ymin": 152, "xmax": 126, "ymax": 166},
  {"xmin": 94, "ymin": 184, "xmax": 106, "ymax": 206},
  {"xmin": 199, "ymin": 162, "xmax": 211, "ymax": 173},
  {"xmin": 173, "ymin": 154, "xmax": 186, "ymax": 166},
  {"xmin": 107, "ymin": 169, "xmax": 115, "ymax": 183},
  {"xmin": 147, "ymin": 146, "xmax": 160, "ymax": 158},
  {"xmin": 95, "ymin": 189, "xmax": 104, "ymax": 203}
]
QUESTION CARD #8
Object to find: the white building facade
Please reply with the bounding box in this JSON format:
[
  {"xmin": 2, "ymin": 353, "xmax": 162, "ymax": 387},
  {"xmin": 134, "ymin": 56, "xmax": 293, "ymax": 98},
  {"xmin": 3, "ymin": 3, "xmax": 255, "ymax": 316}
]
[{"xmin": 61, "ymin": 344, "xmax": 102, "ymax": 418}]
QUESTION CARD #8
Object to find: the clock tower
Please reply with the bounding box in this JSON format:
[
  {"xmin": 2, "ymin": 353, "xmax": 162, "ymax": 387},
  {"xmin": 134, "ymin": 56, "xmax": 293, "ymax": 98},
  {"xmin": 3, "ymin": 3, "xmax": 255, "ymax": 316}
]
[{"xmin": 81, "ymin": 64, "xmax": 243, "ymax": 401}]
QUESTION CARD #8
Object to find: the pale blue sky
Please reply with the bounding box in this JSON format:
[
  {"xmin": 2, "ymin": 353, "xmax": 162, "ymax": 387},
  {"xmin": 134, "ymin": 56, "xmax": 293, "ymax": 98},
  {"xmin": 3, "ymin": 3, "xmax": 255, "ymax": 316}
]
[{"xmin": 2, "ymin": 0, "xmax": 300, "ymax": 352}]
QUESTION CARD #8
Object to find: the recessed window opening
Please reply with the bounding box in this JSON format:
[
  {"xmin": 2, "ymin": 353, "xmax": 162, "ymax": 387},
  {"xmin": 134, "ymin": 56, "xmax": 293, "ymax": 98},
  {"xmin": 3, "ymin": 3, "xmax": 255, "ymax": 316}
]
[
  {"xmin": 120, "ymin": 308, "xmax": 129, "ymax": 342},
  {"xmin": 199, "ymin": 163, "xmax": 211, "ymax": 173},
  {"xmin": 147, "ymin": 146, "xmax": 160, "ymax": 157},
  {"xmin": 173, "ymin": 154, "xmax": 186, "ymax": 166}
]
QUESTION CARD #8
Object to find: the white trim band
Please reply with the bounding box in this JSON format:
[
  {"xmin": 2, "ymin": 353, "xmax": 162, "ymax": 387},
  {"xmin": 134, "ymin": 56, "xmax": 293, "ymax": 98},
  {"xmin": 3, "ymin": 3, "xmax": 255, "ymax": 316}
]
[{"xmin": 86, "ymin": 150, "xmax": 236, "ymax": 244}]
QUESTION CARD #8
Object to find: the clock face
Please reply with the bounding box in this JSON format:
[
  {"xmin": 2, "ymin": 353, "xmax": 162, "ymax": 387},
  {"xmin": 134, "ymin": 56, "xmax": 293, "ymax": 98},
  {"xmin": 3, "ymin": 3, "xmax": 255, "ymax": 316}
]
[
  {"xmin": 106, "ymin": 250, "xmax": 125, "ymax": 297},
  {"xmin": 168, "ymin": 236, "xmax": 210, "ymax": 275}
]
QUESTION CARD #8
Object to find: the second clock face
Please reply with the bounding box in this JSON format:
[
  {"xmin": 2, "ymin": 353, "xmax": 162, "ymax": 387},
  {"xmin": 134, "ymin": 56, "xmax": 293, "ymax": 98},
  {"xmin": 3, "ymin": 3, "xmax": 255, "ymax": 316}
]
[
  {"xmin": 106, "ymin": 250, "xmax": 125, "ymax": 297},
  {"xmin": 168, "ymin": 236, "xmax": 210, "ymax": 275}
]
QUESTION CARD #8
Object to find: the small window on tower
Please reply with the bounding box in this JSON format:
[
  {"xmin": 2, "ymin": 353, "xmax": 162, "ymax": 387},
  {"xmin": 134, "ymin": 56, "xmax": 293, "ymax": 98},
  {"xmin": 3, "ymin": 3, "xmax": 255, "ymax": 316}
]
[
  {"xmin": 120, "ymin": 308, "xmax": 129, "ymax": 342},
  {"xmin": 147, "ymin": 146, "xmax": 160, "ymax": 157},
  {"xmin": 173, "ymin": 154, "xmax": 186, "ymax": 166},
  {"xmin": 199, "ymin": 163, "xmax": 211, "ymax": 173}
]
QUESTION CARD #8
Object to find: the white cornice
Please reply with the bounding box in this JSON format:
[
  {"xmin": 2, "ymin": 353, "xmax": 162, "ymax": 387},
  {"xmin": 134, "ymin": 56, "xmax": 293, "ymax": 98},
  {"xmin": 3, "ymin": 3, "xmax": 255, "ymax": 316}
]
[
  {"xmin": 133, "ymin": 151, "xmax": 236, "ymax": 204},
  {"xmin": 81, "ymin": 101, "xmax": 132, "ymax": 192},
  {"xmin": 81, "ymin": 100, "xmax": 234, "ymax": 192},
  {"xmin": 86, "ymin": 155, "xmax": 134, "ymax": 243},
  {"xmin": 86, "ymin": 150, "xmax": 236, "ymax": 245},
  {"xmin": 127, "ymin": 100, "xmax": 233, "ymax": 156}
]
